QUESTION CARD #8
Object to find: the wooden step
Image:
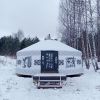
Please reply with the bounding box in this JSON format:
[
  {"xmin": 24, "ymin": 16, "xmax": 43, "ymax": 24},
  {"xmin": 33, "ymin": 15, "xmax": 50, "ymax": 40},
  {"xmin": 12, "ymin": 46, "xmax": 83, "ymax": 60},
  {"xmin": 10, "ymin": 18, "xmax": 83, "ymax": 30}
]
[
  {"xmin": 38, "ymin": 85, "xmax": 62, "ymax": 88},
  {"xmin": 38, "ymin": 80, "xmax": 62, "ymax": 82},
  {"xmin": 37, "ymin": 80, "xmax": 62, "ymax": 88}
]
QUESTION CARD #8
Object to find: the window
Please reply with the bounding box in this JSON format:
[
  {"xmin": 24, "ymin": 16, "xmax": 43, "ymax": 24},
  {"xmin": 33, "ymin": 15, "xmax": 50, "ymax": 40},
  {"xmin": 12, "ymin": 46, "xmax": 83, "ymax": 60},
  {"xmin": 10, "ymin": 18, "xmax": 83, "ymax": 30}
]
[{"xmin": 66, "ymin": 57, "xmax": 75, "ymax": 68}]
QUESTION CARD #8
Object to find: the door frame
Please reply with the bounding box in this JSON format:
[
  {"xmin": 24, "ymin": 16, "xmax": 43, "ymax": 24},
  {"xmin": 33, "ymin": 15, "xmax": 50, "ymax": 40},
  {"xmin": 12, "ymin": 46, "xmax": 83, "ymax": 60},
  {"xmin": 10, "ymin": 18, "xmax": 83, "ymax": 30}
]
[{"xmin": 41, "ymin": 50, "xmax": 59, "ymax": 73}]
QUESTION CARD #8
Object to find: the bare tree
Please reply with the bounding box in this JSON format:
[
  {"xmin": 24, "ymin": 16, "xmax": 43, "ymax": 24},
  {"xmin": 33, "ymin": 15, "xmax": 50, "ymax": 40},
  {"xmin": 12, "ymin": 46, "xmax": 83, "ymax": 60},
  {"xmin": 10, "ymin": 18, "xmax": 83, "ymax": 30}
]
[
  {"xmin": 59, "ymin": 0, "xmax": 85, "ymax": 48},
  {"xmin": 59, "ymin": 0, "xmax": 99, "ymax": 70},
  {"xmin": 87, "ymin": 0, "xmax": 99, "ymax": 71},
  {"xmin": 97, "ymin": 0, "xmax": 100, "ymax": 61},
  {"xmin": 59, "ymin": 0, "xmax": 90, "ymax": 67}
]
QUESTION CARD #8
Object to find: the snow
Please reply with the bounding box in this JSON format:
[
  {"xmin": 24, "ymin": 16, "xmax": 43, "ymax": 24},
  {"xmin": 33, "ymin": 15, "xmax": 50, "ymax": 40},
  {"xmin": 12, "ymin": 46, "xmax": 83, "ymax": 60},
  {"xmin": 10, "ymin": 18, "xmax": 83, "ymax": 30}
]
[
  {"xmin": 17, "ymin": 40, "xmax": 81, "ymax": 53},
  {"xmin": 0, "ymin": 56, "xmax": 100, "ymax": 100}
]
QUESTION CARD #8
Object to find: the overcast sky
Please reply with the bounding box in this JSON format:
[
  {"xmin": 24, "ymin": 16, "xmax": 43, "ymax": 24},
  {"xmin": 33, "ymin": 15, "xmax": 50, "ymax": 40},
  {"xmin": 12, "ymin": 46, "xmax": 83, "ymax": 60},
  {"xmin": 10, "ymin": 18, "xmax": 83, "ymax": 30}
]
[{"xmin": 0, "ymin": 0, "xmax": 59, "ymax": 38}]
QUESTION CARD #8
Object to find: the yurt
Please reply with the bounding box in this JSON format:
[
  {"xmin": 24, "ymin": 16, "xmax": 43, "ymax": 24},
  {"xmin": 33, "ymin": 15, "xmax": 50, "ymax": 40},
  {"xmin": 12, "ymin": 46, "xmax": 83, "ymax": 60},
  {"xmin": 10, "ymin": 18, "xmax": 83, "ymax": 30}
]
[{"xmin": 16, "ymin": 40, "xmax": 83, "ymax": 76}]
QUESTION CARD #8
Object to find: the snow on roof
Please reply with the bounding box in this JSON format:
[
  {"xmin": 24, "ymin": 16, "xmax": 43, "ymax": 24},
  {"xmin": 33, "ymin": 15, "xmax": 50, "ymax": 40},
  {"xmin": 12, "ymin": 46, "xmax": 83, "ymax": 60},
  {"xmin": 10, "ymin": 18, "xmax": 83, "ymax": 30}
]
[{"xmin": 17, "ymin": 40, "xmax": 81, "ymax": 53}]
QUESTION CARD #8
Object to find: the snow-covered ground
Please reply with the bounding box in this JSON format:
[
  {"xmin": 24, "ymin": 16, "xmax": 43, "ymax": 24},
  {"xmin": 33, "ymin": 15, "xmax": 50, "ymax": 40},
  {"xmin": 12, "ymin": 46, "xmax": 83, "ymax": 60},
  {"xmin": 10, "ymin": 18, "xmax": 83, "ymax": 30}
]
[{"xmin": 0, "ymin": 56, "xmax": 100, "ymax": 100}]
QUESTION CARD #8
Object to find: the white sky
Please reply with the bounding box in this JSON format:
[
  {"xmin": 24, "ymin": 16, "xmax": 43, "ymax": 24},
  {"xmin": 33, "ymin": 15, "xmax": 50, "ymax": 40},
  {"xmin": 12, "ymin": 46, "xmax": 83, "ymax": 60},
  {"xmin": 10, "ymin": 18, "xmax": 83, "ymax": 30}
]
[{"xmin": 0, "ymin": 0, "xmax": 59, "ymax": 38}]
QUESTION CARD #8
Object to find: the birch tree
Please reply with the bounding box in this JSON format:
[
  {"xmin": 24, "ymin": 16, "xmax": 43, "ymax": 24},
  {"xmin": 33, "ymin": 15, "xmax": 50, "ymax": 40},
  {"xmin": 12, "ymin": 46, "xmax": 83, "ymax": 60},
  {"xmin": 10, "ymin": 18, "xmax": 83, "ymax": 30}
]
[
  {"xmin": 59, "ymin": 0, "xmax": 99, "ymax": 70},
  {"xmin": 97, "ymin": 0, "xmax": 100, "ymax": 62},
  {"xmin": 59, "ymin": 0, "xmax": 85, "ymax": 48}
]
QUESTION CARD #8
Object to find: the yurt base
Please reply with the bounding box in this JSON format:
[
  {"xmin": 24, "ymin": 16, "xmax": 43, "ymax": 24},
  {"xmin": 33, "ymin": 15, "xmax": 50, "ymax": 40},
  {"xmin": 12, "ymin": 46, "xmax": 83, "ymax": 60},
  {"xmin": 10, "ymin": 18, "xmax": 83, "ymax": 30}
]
[{"xmin": 32, "ymin": 73, "xmax": 67, "ymax": 88}]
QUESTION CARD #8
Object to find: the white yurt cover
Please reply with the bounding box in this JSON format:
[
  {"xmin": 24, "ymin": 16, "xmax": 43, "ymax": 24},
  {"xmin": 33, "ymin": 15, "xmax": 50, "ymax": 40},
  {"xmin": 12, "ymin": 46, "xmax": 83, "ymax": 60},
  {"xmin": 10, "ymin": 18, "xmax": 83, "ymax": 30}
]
[{"xmin": 17, "ymin": 40, "xmax": 82, "ymax": 56}]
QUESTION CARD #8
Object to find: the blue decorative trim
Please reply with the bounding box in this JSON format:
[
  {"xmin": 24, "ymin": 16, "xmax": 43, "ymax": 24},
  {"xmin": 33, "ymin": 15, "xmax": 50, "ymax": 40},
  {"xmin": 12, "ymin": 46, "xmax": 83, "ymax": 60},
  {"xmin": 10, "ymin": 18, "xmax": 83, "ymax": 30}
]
[{"xmin": 34, "ymin": 60, "xmax": 41, "ymax": 65}]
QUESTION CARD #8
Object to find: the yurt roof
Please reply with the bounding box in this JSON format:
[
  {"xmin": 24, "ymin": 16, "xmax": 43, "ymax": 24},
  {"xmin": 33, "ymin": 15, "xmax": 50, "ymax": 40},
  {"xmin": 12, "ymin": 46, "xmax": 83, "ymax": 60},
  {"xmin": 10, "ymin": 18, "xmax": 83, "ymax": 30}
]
[{"xmin": 17, "ymin": 40, "xmax": 81, "ymax": 54}]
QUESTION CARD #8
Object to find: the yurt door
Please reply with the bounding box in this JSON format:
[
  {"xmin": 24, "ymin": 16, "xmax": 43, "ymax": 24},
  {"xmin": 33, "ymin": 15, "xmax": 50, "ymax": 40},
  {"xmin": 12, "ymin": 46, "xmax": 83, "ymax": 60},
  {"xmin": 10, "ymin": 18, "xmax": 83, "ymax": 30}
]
[{"xmin": 41, "ymin": 51, "xmax": 58, "ymax": 73}]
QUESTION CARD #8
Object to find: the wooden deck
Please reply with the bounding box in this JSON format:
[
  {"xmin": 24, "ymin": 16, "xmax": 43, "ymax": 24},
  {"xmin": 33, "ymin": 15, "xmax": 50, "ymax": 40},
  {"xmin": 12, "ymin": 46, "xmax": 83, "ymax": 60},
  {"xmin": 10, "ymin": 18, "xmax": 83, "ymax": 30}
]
[{"xmin": 32, "ymin": 73, "xmax": 67, "ymax": 88}]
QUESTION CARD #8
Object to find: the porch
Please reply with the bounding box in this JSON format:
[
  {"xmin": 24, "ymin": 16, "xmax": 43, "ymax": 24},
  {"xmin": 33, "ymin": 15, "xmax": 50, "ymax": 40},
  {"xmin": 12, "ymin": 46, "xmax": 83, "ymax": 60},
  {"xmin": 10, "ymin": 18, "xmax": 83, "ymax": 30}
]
[{"xmin": 33, "ymin": 73, "xmax": 67, "ymax": 88}]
